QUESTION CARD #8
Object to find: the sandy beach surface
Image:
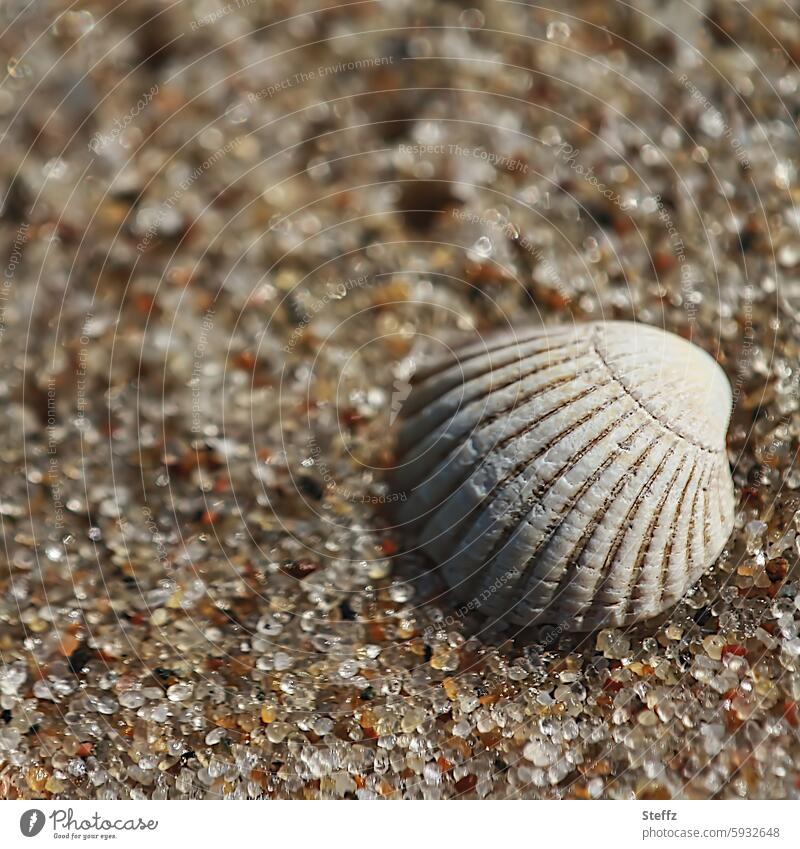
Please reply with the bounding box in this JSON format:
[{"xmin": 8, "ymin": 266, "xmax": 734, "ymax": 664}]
[{"xmin": 1, "ymin": 1, "xmax": 800, "ymax": 799}]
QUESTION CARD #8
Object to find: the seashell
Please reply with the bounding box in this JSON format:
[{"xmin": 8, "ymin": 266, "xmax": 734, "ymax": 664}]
[{"xmin": 391, "ymin": 321, "xmax": 735, "ymax": 631}]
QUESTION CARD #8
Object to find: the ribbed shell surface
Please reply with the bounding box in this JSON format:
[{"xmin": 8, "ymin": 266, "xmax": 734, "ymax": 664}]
[{"xmin": 391, "ymin": 321, "xmax": 736, "ymax": 631}]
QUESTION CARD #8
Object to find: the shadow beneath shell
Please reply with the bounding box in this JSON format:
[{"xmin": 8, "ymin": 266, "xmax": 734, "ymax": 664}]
[{"xmin": 392, "ymin": 551, "xmax": 670, "ymax": 657}]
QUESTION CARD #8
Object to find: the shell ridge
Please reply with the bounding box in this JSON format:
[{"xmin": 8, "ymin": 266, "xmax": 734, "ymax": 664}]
[
  {"xmin": 513, "ymin": 430, "xmax": 661, "ymax": 621},
  {"xmin": 534, "ymin": 435, "xmax": 665, "ymax": 622},
  {"xmin": 686, "ymin": 461, "xmax": 713, "ymax": 583},
  {"xmin": 589, "ymin": 325, "xmax": 721, "ymax": 453},
  {"xmin": 613, "ymin": 449, "xmax": 689, "ymax": 621},
  {"xmin": 397, "ymin": 345, "xmax": 589, "ymax": 451},
  {"xmin": 592, "ymin": 445, "xmax": 676, "ymax": 605},
  {"xmin": 401, "ymin": 334, "xmax": 586, "ymax": 421},
  {"xmin": 409, "ymin": 324, "xmax": 574, "ymax": 386},
  {"xmin": 395, "ymin": 376, "xmax": 613, "ymax": 523},
  {"xmin": 403, "ymin": 378, "xmax": 616, "ymax": 525},
  {"xmin": 478, "ymin": 418, "xmax": 651, "ymax": 618},
  {"xmin": 710, "ymin": 455, "xmax": 735, "ymax": 550},
  {"xmin": 660, "ymin": 458, "xmax": 708, "ymax": 605},
  {"xmin": 446, "ymin": 396, "xmax": 637, "ymax": 582},
  {"xmin": 396, "ymin": 356, "xmax": 600, "ymax": 484},
  {"xmin": 440, "ymin": 409, "xmax": 647, "ymax": 606},
  {"xmin": 655, "ymin": 455, "xmax": 700, "ymax": 607},
  {"xmin": 572, "ymin": 440, "xmax": 676, "ymax": 615},
  {"xmin": 628, "ymin": 452, "xmax": 696, "ymax": 613}
]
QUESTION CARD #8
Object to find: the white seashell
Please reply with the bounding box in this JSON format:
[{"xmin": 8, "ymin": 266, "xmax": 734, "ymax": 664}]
[{"xmin": 391, "ymin": 321, "xmax": 736, "ymax": 631}]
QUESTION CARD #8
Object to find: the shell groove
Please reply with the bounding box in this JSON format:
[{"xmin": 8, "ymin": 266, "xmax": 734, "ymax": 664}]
[{"xmin": 391, "ymin": 321, "xmax": 736, "ymax": 631}]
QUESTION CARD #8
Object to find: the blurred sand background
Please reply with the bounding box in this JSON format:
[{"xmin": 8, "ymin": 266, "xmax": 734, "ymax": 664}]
[{"xmin": 1, "ymin": 0, "xmax": 800, "ymax": 799}]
